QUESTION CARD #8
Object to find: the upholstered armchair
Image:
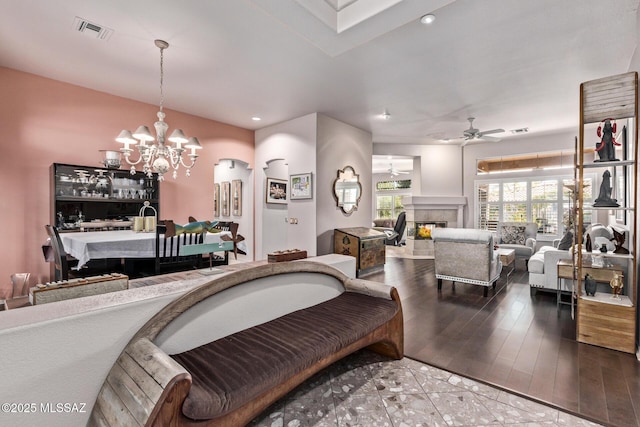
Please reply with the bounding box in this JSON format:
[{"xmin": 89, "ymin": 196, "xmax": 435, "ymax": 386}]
[
  {"xmin": 495, "ymin": 222, "xmax": 538, "ymax": 267},
  {"xmin": 432, "ymin": 228, "xmax": 502, "ymax": 297}
]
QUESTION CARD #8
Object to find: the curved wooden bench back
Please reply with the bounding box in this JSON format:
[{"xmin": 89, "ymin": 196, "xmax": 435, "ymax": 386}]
[{"xmin": 134, "ymin": 262, "xmax": 348, "ymax": 343}]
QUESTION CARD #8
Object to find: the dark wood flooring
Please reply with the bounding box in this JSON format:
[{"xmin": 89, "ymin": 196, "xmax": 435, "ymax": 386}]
[{"xmin": 364, "ymin": 257, "xmax": 640, "ymax": 427}]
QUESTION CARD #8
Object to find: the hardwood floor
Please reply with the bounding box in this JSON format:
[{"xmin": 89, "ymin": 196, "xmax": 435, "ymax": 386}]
[{"xmin": 364, "ymin": 257, "xmax": 640, "ymax": 427}]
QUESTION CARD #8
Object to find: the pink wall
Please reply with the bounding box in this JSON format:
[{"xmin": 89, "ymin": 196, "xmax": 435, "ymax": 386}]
[{"xmin": 0, "ymin": 67, "xmax": 254, "ymax": 287}]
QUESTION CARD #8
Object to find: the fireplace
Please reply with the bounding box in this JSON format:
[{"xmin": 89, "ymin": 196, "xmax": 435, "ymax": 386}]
[
  {"xmin": 402, "ymin": 196, "xmax": 467, "ymax": 257},
  {"xmin": 413, "ymin": 221, "xmax": 447, "ymax": 239}
]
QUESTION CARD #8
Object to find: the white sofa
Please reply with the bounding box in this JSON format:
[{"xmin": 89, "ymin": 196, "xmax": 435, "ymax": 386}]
[{"xmin": 528, "ymin": 245, "xmax": 572, "ymax": 295}]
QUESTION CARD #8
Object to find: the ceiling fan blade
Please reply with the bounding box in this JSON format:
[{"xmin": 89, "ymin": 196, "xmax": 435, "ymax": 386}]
[{"xmin": 478, "ymin": 128, "xmax": 505, "ymax": 136}]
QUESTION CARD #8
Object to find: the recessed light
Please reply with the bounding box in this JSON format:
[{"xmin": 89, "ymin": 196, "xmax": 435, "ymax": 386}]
[
  {"xmin": 251, "ymin": 116, "xmax": 261, "ymax": 121},
  {"xmin": 381, "ymin": 111, "xmax": 391, "ymax": 120},
  {"xmin": 420, "ymin": 14, "xmax": 436, "ymax": 24}
]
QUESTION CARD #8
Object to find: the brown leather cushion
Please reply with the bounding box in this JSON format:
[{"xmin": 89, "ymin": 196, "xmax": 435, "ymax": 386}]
[{"xmin": 170, "ymin": 291, "xmax": 398, "ymax": 421}]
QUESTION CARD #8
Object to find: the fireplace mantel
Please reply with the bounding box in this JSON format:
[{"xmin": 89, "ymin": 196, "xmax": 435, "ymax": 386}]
[
  {"xmin": 402, "ymin": 196, "xmax": 467, "ymax": 227},
  {"xmin": 402, "ymin": 196, "xmax": 467, "ymax": 208}
]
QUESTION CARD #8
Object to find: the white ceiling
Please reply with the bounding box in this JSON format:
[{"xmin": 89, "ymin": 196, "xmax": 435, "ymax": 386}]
[{"xmin": 0, "ymin": 0, "xmax": 638, "ymax": 145}]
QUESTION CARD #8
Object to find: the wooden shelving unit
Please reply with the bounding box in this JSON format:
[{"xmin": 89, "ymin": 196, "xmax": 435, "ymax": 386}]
[
  {"xmin": 51, "ymin": 163, "xmax": 160, "ymax": 231},
  {"xmin": 577, "ymin": 71, "xmax": 638, "ymax": 354}
]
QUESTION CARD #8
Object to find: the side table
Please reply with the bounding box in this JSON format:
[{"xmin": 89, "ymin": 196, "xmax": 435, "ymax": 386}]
[
  {"xmin": 496, "ymin": 248, "xmax": 515, "ymax": 283},
  {"xmin": 556, "ymin": 259, "xmax": 575, "ymax": 313}
]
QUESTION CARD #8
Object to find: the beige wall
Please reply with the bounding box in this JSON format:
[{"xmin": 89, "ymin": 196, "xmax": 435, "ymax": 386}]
[{"xmin": 0, "ymin": 67, "xmax": 254, "ymax": 285}]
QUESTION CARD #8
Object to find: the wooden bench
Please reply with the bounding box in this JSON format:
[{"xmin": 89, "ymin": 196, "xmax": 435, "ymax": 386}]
[{"xmin": 89, "ymin": 261, "xmax": 403, "ymax": 427}]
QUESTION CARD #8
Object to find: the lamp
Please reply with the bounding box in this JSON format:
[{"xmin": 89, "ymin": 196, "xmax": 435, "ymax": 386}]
[{"xmin": 116, "ymin": 39, "xmax": 202, "ymax": 180}]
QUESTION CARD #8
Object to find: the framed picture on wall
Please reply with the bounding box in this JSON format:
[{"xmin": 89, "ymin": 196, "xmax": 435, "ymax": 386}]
[
  {"xmin": 266, "ymin": 177, "xmax": 287, "ymax": 204},
  {"xmin": 221, "ymin": 181, "xmax": 231, "ymax": 216},
  {"xmin": 232, "ymin": 179, "xmax": 242, "ymax": 216},
  {"xmin": 290, "ymin": 172, "xmax": 312, "ymax": 200},
  {"xmin": 213, "ymin": 183, "xmax": 220, "ymax": 217}
]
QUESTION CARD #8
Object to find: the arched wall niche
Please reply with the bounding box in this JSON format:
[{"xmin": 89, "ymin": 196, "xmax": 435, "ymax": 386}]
[{"xmin": 213, "ymin": 158, "xmax": 254, "ymax": 261}]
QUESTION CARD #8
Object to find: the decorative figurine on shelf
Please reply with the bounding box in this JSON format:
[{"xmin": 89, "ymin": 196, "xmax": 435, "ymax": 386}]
[
  {"xmin": 594, "ymin": 118, "xmax": 620, "ymax": 162},
  {"xmin": 584, "ymin": 274, "xmax": 597, "ymax": 296},
  {"xmin": 599, "ymin": 243, "xmax": 608, "ymax": 253},
  {"xmin": 585, "ymin": 234, "xmax": 593, "ymax": 252},
  {"xmin": 610, "ymin": 273, "xmax": 624, "ymax": 299},
  {"xmin": 593, "ymin": 170, "xmax": 620, "ymax": 207},
  {"xmin": 611, "ymin": 227, "xmax": 629, "ymax": 254}
]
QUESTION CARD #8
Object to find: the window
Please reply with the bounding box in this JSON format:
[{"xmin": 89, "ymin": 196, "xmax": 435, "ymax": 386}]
[
  {"xmin": 375, "ymin": 194, "xmax": 408, "ymax": 219},
  {"xmin": 375, "ymin": 179, "xmax": 410, "ymax": 219},
  {"xmin": 476, "ymin": 175, "xmax": 594, "ymax": 239},
  {"xmin": 531, "ymin": 180, "xmax": 558, "ymax": 234}
]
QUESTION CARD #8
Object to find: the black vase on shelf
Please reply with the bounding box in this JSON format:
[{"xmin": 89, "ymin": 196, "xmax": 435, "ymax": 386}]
[
  {"xmin": 585, "ymin": 234, "xmax": 592, "ymax": 252},
  {"xmin": 584, "ymin": 274, "xmax": 597, "ymax": 297}
]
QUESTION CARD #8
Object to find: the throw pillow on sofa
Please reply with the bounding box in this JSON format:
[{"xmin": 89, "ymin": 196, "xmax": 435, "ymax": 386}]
[
  {"xmin": 557, "ymin": 230, "xmax": 573, "ymax": 250},
  {"xmin": 501, "ymin": 225, "xmax": 526, "ymax": 245}
]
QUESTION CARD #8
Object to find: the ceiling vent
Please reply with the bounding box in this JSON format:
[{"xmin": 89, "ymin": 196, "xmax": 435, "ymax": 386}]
[
  {"xmin": 73, "ymin": 16, "xmax": 113, "ymax": 40},
  {"xmin": 510, "ymin": 127, "xmax": 529, "ymax": 134}
]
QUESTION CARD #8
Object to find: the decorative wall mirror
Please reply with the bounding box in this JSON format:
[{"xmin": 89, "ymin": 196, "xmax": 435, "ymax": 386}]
[{"xmin": 333, "ymin": 166, "xmax": 362, "ymax": 215}]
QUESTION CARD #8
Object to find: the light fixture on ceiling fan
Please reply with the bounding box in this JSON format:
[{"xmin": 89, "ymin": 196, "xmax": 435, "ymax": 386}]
[{"xmin": 459, "ymin": 117, "xmax": 505, "ymax": 146}]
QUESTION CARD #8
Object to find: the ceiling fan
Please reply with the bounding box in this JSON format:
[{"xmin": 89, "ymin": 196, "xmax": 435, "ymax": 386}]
[
  {"xmin": 388, "ymin": 163, "xmax": 409, "ymax": 176},
  {"xmin": 458, "ymin": 117, "xmax": 505, "ymax": 146}
]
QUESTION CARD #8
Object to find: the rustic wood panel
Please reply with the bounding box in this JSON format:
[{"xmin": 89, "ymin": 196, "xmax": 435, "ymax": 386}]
[
  {"xmin": 582, "ymin": 71, "xmax": 637, "ymax": 123},
  {"xmin": 31, "ymin": 273, "xmax": 128, "ymax": 305},
  {"xmin": 106, "ymin": 362, "xmax": 155, "ymax": 425},
  {"xmin": 125, "ymin": 338, "xmax": 189, "ymax": 389},
  {"xmin": 94, "ymin": 381, "xmax": 141, "ymax": 427},
  {"xmin": 117, "ymin": 352, "xmax": 164, "ymax": 403},
  {"xmin": 577, "ymin": 299, "xmax": 635, "ymax": 353},
  {"xmin": 88, "ymin": 406, "xmax": 109, "ymax": 427},
  {"xmin": 334, "ymin": 229, "xmax": 360, "ymax": 267},
  {"xmin": 360, "ymin": 238, "xmax": 385, "ymax": 270}
]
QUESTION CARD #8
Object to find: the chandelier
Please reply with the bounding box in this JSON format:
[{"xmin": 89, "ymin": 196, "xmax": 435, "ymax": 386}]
[{"xmin": 115, "ymin": 39, "xmax": 202, "ymax": 180}]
